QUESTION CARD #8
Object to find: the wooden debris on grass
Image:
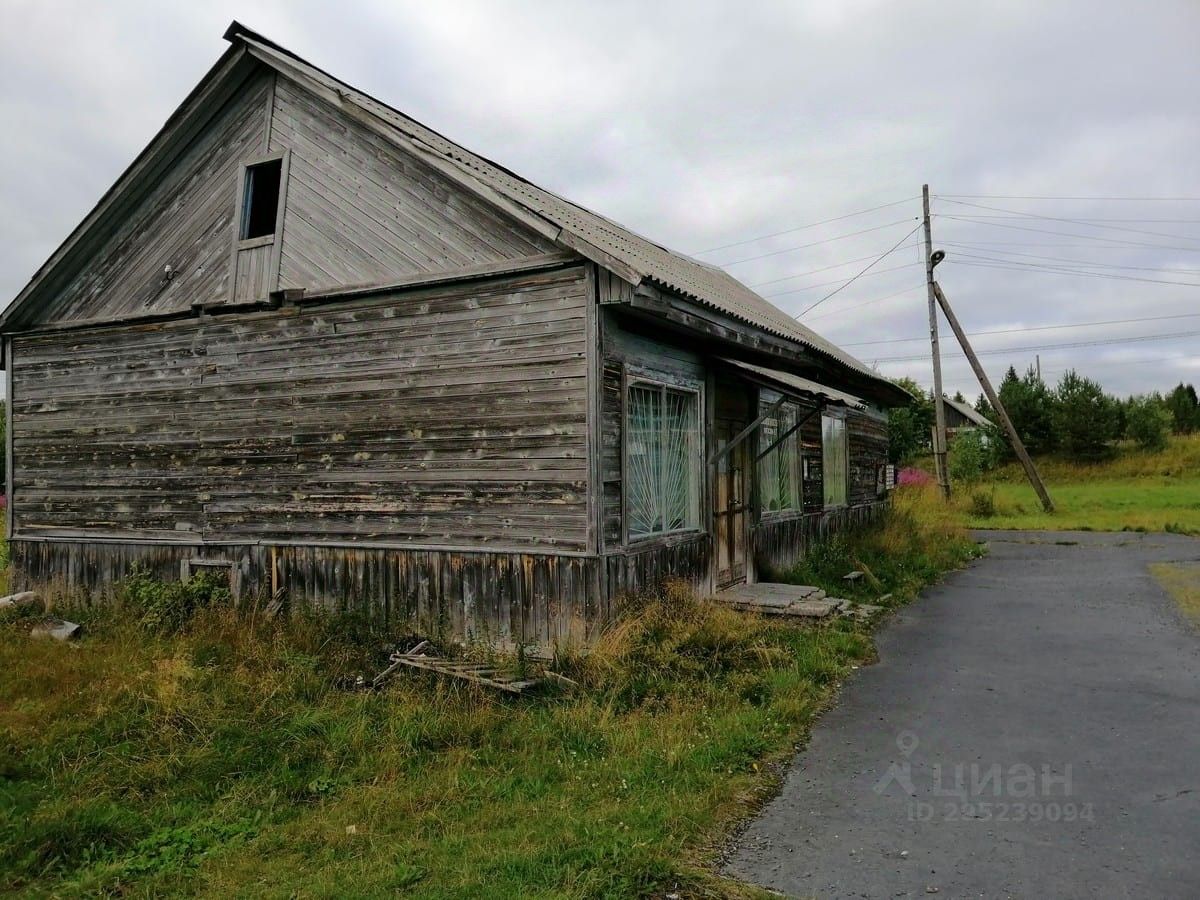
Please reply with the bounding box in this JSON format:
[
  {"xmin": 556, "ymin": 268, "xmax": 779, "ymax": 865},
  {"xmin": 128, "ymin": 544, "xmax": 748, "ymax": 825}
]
[{"xmin": 370, "ymin": 639, "xmax": 562, "ymax": 695}]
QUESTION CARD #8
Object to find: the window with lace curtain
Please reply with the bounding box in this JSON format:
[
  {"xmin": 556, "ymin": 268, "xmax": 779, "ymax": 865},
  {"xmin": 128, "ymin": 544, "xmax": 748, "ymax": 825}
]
[
  {"xmin": 626, "ymin": 380, "xmax": 701, "ymax": 539},
  {"xmin": 759, "ymin": 402, "xmax": 803, "ymax": 514},
  {"xmin": 822, "ymin": 412, "xmax": 849, "ymax": 508}
]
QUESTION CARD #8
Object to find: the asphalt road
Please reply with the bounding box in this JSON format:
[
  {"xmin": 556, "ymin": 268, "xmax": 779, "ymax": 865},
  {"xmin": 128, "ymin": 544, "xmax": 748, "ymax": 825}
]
[{"xmin": 724, "ymin": 530, "xmax": 1200, "ymax": 899}]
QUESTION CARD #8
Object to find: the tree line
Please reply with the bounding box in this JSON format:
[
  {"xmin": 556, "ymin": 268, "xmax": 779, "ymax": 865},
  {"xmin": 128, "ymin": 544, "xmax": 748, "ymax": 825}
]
[{"xmin": 888, "ymin": 369, "xmax": 1199, "ymax": 465}]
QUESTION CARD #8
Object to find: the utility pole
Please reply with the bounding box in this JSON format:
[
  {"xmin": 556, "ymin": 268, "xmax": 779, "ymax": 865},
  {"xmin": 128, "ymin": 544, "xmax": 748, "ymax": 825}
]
[
  {"xmin": 1036, "ymin": 354, "xmax": 1041, "ymax": 381},
  {"xmin": 932, "ymin": 281, "xmax": 1055, "ymax": 513},
  {"xmin": 923, "ymin": 185, "xmax": 951, "ymax": 499}
]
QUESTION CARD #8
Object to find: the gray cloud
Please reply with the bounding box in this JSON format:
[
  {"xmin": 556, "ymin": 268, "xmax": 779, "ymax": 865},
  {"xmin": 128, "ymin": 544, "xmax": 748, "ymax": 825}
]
[{"xmin": 3, "ymin": 0, "xmax": 1198, "ymax": 398}]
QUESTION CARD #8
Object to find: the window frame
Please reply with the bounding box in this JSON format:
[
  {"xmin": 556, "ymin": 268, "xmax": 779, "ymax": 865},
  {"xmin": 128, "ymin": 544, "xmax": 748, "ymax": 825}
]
[
  {"xmin": 821, "ymin": 410, "xmax": 850, "ymax": 510},
  {"xmin": 757, "ymin": 397, "xmax": 806, "ymax": 520},
  {"xmin": 231, "ymin": 151, "xmax": 290, "ymax": 251},
  {"xmin": 621, "ymin": 372, "xmax": 704, "ymax": 545}
]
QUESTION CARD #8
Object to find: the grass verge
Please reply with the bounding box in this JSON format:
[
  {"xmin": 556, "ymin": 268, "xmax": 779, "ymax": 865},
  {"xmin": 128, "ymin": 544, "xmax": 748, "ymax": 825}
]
[
  {"xmin": 954, "ymin": 434, "xmax": 1200, "ymax": 535},
  {"xmin": 0, "ymin": 488, "xmax": 976, "ymax": 898},
  {"xmin": 1149, "ymin": 562, "xmax": 1200, "ymax": 627}
]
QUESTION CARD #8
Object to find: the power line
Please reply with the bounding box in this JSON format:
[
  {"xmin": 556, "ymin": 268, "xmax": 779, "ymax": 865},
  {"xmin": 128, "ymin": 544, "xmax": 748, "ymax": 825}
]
[
  {"xmin": 940, "ymin": 241, "xmax": 1200, "ymax": 273},
  {"xmin": 948, "ymin": 257, "xmax": 1200, "ymax": 287},
  {"xmin": 796, "ymin": 223, "xmax": 924, "ymax": 318},
  {"xmin": 951, "ymin": 250, "xmax": 1200, "ymax": 281},
  {"xmin": 839, "ymin": 312, "xmax": 1200, "ymax": 348},
  {"xmin": 936, "ymin": 194, "xmax": 1200, "ymax": 202},
  {"xmin": 748, "ymin": 243, "xmax": 922, "ymax": 287},
  {"xmin": 804, "ymin": 284, "xmax": 926, "ymax": 322},
  {"xmin": 936, "ymin": 196, "xmax": 1200, "ymax": 242},
  {"xmin": 943, "ymin": 215, "xmax": 1200, "ymax": 224},
  {"xmin": 763, "ymin": 261, "xmax": 923, "ymax": 297},
  {"xmin": 937, "ymin": 215, "xmax": 1200, "ymax": 252},
  {"xmin": 692, "ymin": 196, "xmax": 918, "ymax": 255},
  {"xmin": 869, "ymin": 329, "xmax": 1200, "ymax": 364},
  {"xmin": 936, "ymin": 239, "xmax": 1154, "ymax": 248},
  {"xmin": 718, "ymin": 218, "xmax": 918, "ymax": 266}
]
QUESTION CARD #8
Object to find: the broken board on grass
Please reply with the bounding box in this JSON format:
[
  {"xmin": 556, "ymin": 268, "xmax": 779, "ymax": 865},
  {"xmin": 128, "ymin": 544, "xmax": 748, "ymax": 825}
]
[{"xmin": 372, "ymin": 642, "xmax": 544, "ymax": 694}]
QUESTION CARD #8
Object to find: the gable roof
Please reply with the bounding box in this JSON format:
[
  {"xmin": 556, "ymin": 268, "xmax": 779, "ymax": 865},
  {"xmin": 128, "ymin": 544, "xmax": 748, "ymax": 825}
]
[
  {"xmin": 943, "ymin": 396, "xmax": 992, "ymax": 428},
  {"xmin": 6, "ymin": 21, "xmax": 904, "ymax": 403},
  {"xmin": 223, "ymin": 24, "xmax": 890, "ymax": 384}
]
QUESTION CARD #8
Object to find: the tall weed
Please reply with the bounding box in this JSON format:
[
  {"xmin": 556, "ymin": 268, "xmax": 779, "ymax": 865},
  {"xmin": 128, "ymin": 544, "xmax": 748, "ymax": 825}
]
[{"xmin": 780, "ymin": 484, "xmax": 980, "ymax": 602}]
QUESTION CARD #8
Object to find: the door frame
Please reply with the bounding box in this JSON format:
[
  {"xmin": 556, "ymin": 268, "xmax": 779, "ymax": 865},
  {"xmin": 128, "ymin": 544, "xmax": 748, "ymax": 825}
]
[{"xmin": 709, "ymin": 376, "xmax": 754, "ymax": 590}]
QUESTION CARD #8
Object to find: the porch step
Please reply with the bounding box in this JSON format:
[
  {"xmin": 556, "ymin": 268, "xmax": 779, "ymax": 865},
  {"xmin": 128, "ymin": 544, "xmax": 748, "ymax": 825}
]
[{"xmin": 718, "ymin": 582, "xmax": 838, "ymax": 619}]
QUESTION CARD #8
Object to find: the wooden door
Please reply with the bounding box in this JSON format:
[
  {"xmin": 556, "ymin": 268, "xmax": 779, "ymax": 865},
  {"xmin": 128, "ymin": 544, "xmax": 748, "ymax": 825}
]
[{"xmin": 714, "ymin": 417, "xmax": 748, "ymax": 589}]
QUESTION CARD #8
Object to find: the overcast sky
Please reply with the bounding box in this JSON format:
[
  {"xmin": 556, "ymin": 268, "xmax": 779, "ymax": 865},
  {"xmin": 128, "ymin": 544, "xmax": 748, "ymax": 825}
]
[{"xmin": 3, "ymin": 0, "xmax": 1198, "ymax": 399}]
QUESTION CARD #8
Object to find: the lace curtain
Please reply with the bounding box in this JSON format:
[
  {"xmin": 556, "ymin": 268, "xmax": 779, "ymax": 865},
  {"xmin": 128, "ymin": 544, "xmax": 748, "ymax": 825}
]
[
  {"xmin": 822, "ymin": 413, "xmax": 848, "ymax": 507},
  {"xmin": 628, "ymin": 383, "xmax": 700, "ymax": 538},
  {"xmin": 759, "ymin": 404, "xmax": 803, "ymax": 513}
]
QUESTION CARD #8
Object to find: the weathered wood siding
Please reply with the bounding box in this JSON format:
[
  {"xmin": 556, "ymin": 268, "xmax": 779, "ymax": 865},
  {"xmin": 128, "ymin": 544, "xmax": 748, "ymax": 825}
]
[
  {"xmin": 10, "ymin": 539, "xmax": 603, "ymax": 651},
  {"xmin": 847, "ymin": 406, "xmax": 889, "ymax": 506},
  {"xmin": 11, "ymin": 265, "xmax": 590, "ymax": 550},
  {"xmin": 34, "ymin": 72, "xmax": 273, "ymax": 324},
  {"xmin": 752, "ymin": 503, "xmax": 884, "ymax": 579},
  {"xmin": 268, "ymin": 77, "xmax": 558, "ymax": 291}
]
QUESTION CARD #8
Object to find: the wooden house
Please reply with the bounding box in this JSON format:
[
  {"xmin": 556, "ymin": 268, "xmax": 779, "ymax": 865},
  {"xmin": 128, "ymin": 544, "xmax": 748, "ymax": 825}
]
[
  {"xmin": 1, "ymin": 23, "xmax": 910, "ymax": 651},
  {"xmin": 943, "ymin": 396, "xmax": 993, "ymax": 442}
]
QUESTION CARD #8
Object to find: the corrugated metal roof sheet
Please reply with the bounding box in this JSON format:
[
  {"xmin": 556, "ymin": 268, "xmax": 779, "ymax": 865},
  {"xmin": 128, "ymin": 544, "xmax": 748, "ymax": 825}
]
[
  {"xmin": 230, "ymin": 25, "xmax": 893, "ymax": 390},
  {"xmin": 721, "ymin": 359, "xmax": 868, "ymax": 410}
]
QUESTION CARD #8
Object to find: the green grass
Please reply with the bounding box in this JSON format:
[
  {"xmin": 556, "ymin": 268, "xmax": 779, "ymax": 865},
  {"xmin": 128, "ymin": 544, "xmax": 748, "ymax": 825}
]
[
  {"xmin": 778, "ymin": 483, "xmax": 984, "ymax": 601},
  {"xmin": 0, "ymin": 492, "xmax": 977, "ymax": 898},
  {"xmin": 953, "ymin": 434, "xmax": 1200, "ymax": 535}
]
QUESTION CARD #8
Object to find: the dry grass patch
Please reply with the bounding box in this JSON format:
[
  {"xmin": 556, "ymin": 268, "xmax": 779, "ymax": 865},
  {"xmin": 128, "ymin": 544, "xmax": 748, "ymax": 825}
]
[{"xmin": 1150, "ymin": 562, "xmax": 1200, "ymax": 627}]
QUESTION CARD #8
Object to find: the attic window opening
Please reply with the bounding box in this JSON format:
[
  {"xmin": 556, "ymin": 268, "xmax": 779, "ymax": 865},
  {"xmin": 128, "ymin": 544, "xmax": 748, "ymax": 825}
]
[{"xmin": 240, "ymin": 158, "xmax": 282, "ymax": 240}]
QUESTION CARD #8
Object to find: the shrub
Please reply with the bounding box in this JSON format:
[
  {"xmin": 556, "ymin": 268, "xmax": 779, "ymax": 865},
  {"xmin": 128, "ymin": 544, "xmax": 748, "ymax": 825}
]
[
  {"xmin": 1125, "ymin": 394, "xmax": 1173, "ymax": 451},
  {"xmin": 968, "ymin": 489, "xmax": 997, "ymax": 518},
  {"xmin": 898, "ymin": 466, "xmax": 933, "ymax": 486},
  {"xmin": 949, "ymin": 428, "xmax": 995, "ymax": 483},
  {"xmin": 119, "ymin": 567, "xmax": 232, "ymax": 634}
]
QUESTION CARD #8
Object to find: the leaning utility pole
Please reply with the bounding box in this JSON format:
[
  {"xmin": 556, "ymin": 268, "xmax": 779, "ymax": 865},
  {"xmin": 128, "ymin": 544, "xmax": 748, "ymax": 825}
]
[
  {"xmin": 923, "ymin": 185, "xmax": 951, "ymax": 499},
  {"xmin": 931, "ymin": 281, "xmax": 1055, "ymax": 513}
]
